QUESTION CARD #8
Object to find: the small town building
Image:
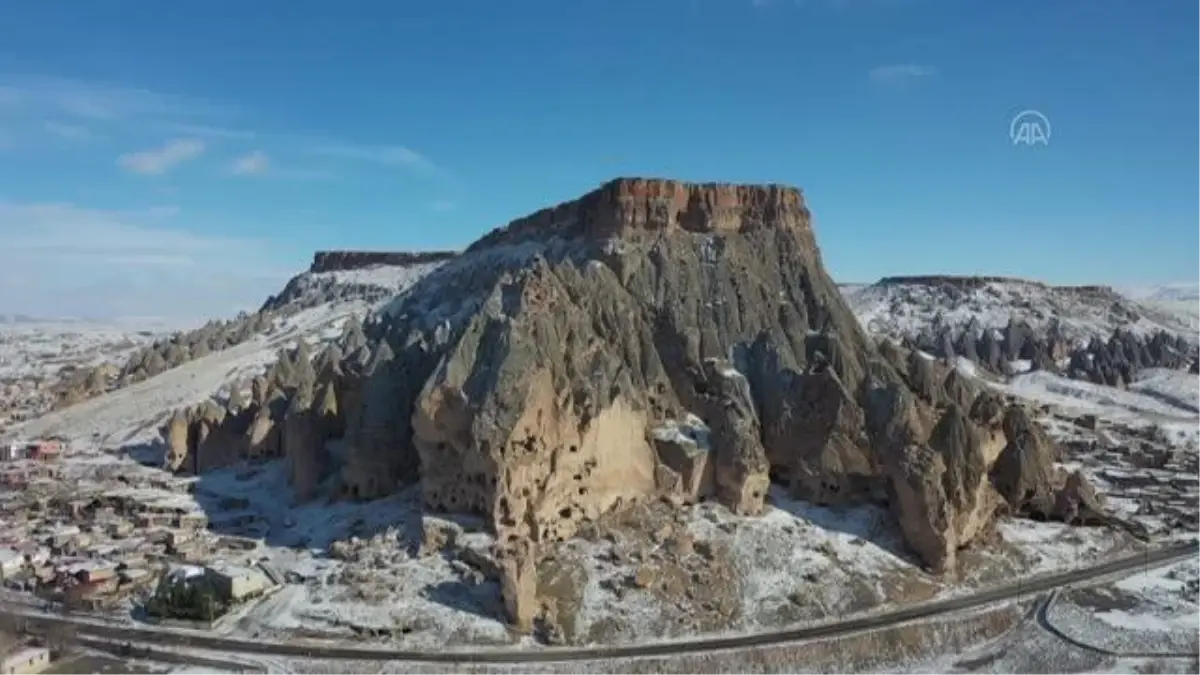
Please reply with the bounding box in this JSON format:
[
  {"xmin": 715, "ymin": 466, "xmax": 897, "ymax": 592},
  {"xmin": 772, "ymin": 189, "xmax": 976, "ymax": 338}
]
[
  {"xmin": 0, "ymin": 548, "xmax": 23, "ymax": 580},
  {"xmin": 45, "ymin": 525, "xmax": 82, "ymax": 549},
  {"xmin": 118, "ymin": 567, "xmax": 153, "ymax": 589},
  {"xmin": 215, "ymin": 534, "xmax": 260, "ymax": 552},
  {"xmin": 20, "ymin": 547, "xmax": 50, "ymax": 567},
  {"xmin": 105, "ymin": 520, "xmax": 134, "ymax": 538},
  {"xmin": 176, "ymin": 513, "xmax": 209, "ymax": 530},
  {"xmin": 166, "ymin": 529, "xmax": 195, "ymax": 548},
  {"xmin": 59, "ymin": 560, "xmax": 117, "ymax": 585},
  {"xmin": 26, "ymin": 441, "xmax": 61, "ymax": 461},
  {"xmin": 0, "ymin": 646, "xmax": 50, "ymax": 675},
  {"xmin": 135, "ymin": 513, "xmax": 173, "ymax": 528},
  {"xmin": 0, "ymin": 443, "xmax": 25, "ymax": 462},
  {"xmin": 204, "ymin": 562, "xmax": 275, "ymax": 603}
]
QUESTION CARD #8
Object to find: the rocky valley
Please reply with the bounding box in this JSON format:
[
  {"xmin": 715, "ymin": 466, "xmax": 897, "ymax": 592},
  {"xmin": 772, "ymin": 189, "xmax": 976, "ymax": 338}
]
[{"xmin": 1, "ymin": 178, "xmax": 1196, "ymax": 664}]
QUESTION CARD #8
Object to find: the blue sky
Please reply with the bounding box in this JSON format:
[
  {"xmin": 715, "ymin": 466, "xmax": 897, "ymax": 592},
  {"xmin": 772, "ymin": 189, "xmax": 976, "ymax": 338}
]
[{"xmin": 0, "ymin": 0, "xmax": 1195, "ymax": 319}]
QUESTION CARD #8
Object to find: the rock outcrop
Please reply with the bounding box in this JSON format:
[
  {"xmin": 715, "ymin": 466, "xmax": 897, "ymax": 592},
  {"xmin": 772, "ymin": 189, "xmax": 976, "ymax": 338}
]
[
  {"xmin": 159, "ymin": 177, "xmax": 1116, "ymax": 630},
  {"xmin": 876, "ymin": 276, "xmax": 1115, "ymax": 295},
  {"xmin": 260, "ymin": 252, "xmax": 458, "ymax": 314},
  {"xmin": 902, "ymin": 317, "xmax": 1195, "ymax": 386},
  {"xmin": 357, "ymin": 178, "xmax": 1109, "ymax": 624},
  {"xmin": 158, "ymin": 338, "xmax": 343, "ymax": 497},
  {"xmin": 309, "ymin": 250, "xmax": 458, "ymax": 274},
  {"xmin": 119, "ymin": 311, "xmax": 276, "ymax": 388}
]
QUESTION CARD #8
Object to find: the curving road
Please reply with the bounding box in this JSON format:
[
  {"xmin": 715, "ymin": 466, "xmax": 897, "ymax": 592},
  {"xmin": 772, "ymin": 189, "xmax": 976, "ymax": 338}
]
[
  {"xmin": 1036, "ymin": 588, "xmax": 1198, "ymax": 659},
  {"xmin": 7, "ymin": 542, "xmax": 1197, "ymax": 665}
]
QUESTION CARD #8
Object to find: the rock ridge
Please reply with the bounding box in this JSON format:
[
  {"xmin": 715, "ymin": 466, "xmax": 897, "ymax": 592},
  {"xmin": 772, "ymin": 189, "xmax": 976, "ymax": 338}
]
[
  {"xmin": 310, "ymin": 250, "xmax": 459, "ymax": 274},
  {"xmin": 877, "ymin": 275, "xmax": 1115, "ymax": 295}
]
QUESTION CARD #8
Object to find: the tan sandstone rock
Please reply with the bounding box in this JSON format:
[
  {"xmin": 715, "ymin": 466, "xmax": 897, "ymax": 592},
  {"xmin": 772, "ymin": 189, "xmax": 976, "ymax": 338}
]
[{"xmin": 232, "ymin": 178, "xmax": 1115, "ymax": 625}]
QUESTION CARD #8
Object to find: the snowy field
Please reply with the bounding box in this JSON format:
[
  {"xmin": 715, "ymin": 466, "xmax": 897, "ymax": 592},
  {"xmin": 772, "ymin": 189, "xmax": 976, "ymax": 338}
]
[
  {"xmin": 0, "ymin": 438, "xmax": 1126, "ymax": 651},
  {"xmin": 1002, "ymin": 369, "xmax": 1197, "ymax": 421},
  {"xmin": 4, "ymin": 301, "xmax": 371, "ymax": 446},
  {"xmin": 1051, "ymin": 561, "xmax": 1198, "ymax": 651},
  {"xmin": 0, "ymin": 318, "xmax": 182, "ymax": 380},
  {"xmin": 0, "ymin": 266, "xmax": 1194, "ymax": 663},
  {"xmin": 842, "ymin": 279, "xmax": 1196, "ymax": 344}
]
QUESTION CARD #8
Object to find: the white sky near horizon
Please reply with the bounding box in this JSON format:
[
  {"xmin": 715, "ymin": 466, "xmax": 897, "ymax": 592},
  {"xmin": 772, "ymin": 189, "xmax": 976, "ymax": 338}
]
[{"xmin": 0, "ymin": 201, "xmax": 298, "ymax": 321}]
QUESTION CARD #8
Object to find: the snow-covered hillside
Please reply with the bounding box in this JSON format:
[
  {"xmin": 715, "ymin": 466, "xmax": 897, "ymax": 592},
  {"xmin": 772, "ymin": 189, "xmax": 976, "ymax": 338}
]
[
  {"xmin": 0, "ymin": 319, "xmax": 165, "ymax": 381},
  {"xmin": 5, "ymin": 260, "xmax": 447, "ymax": 445},
  {"xmin": 1121, "ymin": 281, "xmax": 1200, "ymax": 303},
  {"xmin": 7, "ymin": 302, "xmax": 363, "ymax": 445},
  {"xmin": 841, "ymin": 277, "xmax": 1196, "ymax": 345},
  {"xmin": 0, "ymin": 318, "xmax": 189, "ymax": 430},
  {"xmin": 262, "ymin": 259, "xmax": 450, "ymax": 313}
]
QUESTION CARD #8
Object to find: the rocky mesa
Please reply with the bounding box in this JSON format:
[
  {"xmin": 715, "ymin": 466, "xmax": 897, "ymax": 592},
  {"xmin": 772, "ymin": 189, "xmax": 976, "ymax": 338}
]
[
  {"xmin": 309, "ymin": 250, "xmax": 459, "ymax": 274},
  {"xmin": 162, "ymin": 177, "xmax": 1113, "ymax": 630}
]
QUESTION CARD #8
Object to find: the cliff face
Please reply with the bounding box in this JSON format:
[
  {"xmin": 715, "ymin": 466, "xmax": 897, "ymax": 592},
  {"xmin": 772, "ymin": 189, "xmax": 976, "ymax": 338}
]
[
  {"xmin": 351, "ymin": 177, "xmax": 868, "ymax": 507},
  {"xmin": 165, "ymin": 177, "xmax": 1112, "ymax": 631},
  {"xmin": 333, "ymin": 178, "xmax": 1104, "ymax": 625},
  {"xmin": 468, "ymin": 178, "xmax": 809, "ymax": 250},
  {"xmin": 309, "ymin": 250, "xmax": 458, "ymax": 274}
]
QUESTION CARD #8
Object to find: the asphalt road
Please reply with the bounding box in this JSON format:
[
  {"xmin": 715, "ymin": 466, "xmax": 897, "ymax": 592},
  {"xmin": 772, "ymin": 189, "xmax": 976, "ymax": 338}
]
[
  {"xmin": 1036, "ymin": 588, "xmax": 1198, "ymax": 659},
  {"xmin": 6, "ymin": 541, "xmax": 1197, "ymax": 665}
]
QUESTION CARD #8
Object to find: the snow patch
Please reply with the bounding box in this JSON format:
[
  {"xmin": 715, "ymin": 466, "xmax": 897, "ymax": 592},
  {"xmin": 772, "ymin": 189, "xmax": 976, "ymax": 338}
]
[{"xmin": 651, "ymin": 413, "xmax": 711, "ymax": 456}]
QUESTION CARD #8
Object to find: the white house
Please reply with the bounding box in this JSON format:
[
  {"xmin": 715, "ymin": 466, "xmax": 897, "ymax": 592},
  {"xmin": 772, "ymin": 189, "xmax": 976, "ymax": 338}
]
[
  {"xmin": 0, "ymin": 548, "xmax": 23, "ymax": 580},
  {"xmin": 0, "ymin": 443, "xmax": 25, "ymax": 462}
]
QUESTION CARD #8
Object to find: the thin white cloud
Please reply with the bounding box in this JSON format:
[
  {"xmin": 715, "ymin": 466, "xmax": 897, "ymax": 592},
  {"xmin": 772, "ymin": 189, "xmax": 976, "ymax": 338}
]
[
  {"xmin": 430, "ymin": 200, "xmax": 457, "ymax": 213},
  {"xmin": 43, "ymin": 120, "xmax": 96, "ymax": 141},
  {"xmin": 118, "ymin": 138, "xmax": 206, "ymax": 175},
  {"xmin": 227, "ymin": 151, "xmax": 334, "ymax": 181},
  {"xmin": 308, "ymin": 143, "xmax": 439, "ymax": 174},
  {"xmin": 96, "ymin": 253, "xmax": 197, "ymax": 267},
  {"xmin": 158, "ymin": 122, "xmax": 256, "ymax": 140},
  {"xmin": 1, "ymin": 202, "xmax": 222, "ymax": 260},
  {"xmin": 0, "ymin": 201, "xmax": 292, "ymax": 319},
  {"xmin": 0, "ymin": 74, "xmax": 227, "ymax": 121},
  {"xmin": 869, "ymin": 63, "xmax": 938, "ymax": 87},
  {"xmin": 230, "ymin": 150, "xmax": 271, "ymax": 176},
  {"xmin": 132, "ymin": 205, "xmax": 182, "ymax": 220},
  {"xmin": 5, "ymin": 75, "xmax": 445, "ymax": 182},
  {"xmin": 277, "ymin": 168, "xmax": 338, "ymax": 181}
]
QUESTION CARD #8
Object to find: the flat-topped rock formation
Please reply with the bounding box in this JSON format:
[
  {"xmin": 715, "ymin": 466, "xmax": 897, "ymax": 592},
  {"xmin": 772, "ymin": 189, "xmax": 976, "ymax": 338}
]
[
  {"xmin": 163, "ymin": 177, "xmax": 1116, "ymax": 631},
  {"xmin": 310, "ymin": 250, "xmax": 459, "ymax": 274},
  {"xmin": 468, "ymin": 178, "xmax": 809, "ymax": 251}
]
